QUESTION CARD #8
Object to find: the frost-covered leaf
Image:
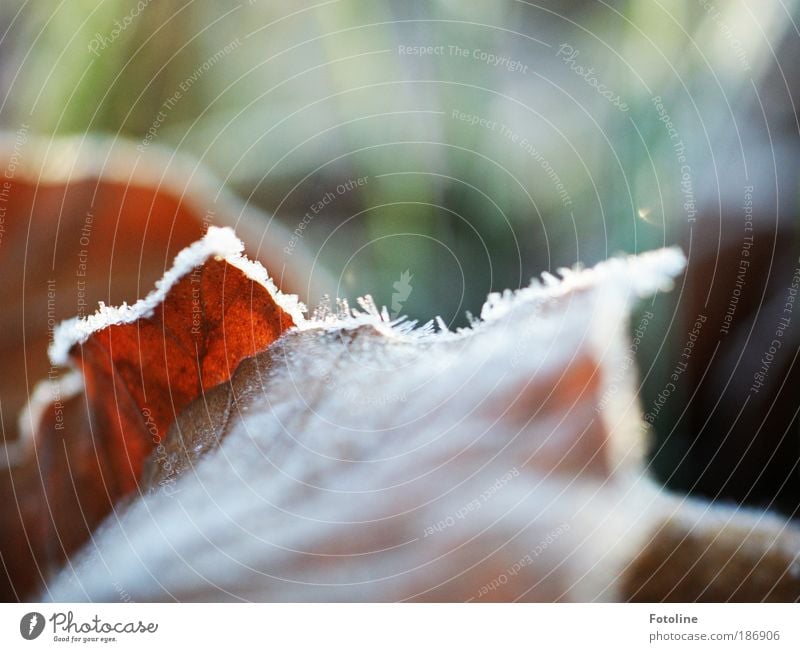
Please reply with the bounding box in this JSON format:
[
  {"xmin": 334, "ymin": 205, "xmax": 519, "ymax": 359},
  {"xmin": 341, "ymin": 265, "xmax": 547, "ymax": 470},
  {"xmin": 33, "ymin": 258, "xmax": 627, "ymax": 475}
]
[
  {"xmin": 0, "ymin": 133, "xmax": 324, "ymax": 601},
  {"xmin": 4, "ymin": 227, "xmax": 298, "ymax": 601},
  {"xmin": 0, "ymin": 135, "xmax": 212, "ymax": 600},
  {"xmin": 49, "ymin": 226, "xmax": 301, "ymax": 495},
  {"xmin": 10, "ymin": 221, "xmax": 800, "ymax": 603},
  {"xmin": 42, "ymin": 235, "xmax": 716, "ymax": 602}
]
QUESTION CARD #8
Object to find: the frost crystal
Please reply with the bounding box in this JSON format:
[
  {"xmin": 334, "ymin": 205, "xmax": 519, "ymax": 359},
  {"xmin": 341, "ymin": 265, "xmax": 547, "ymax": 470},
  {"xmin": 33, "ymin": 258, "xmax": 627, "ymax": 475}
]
[{"xmin": 49, "ymin": 226, "xmax": 306, "ymax": 365}]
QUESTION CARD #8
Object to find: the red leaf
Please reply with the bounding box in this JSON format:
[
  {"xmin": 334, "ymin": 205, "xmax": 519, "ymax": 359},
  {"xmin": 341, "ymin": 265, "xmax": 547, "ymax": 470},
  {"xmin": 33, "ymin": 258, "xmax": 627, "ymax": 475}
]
[
  {"xmin": 0, "ymin": 135, "xmax": 317, "ymax": 601},
  {"xmin": 0, "ymin": 140, "xmax": 210, "ymax": 600},
  {"xmin": 6, "ymin": 173, "xmax": 799, "ymax": 602},
  {"xmin": 54, "ymin": 228, "xmax": 300, "ymax": 495}
]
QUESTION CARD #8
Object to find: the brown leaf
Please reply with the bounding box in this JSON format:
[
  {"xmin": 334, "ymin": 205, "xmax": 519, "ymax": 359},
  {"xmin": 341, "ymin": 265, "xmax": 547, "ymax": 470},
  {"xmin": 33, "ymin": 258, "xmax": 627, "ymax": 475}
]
[
  {"xmin": 0, "ymin": 134, "xmax": 322, "ymax": 601},
  {"xmin": 13, "ymin": 221, "xmax": 799, "ymax": 603},
  {"xmin": 48, "ymin": 244, "xmax": 749, "ymax": 603},
  {"xmin": 0, "ymin": 136, "xmax": 208, "ymax": 601},
  {"xmin": 52, "ymin": 231, "xmax": 299, "ymax": 497}
]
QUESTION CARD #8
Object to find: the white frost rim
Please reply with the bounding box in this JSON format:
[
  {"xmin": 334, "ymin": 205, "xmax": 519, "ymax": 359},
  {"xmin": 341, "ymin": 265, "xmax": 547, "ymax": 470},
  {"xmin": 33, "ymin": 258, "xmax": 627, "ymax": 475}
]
[
  {"xmin": 50, "ymin": 224, "xmax": 685, "ymax": 368},
  {"xmin": 49, "ymin": 226, "xmax": 307, "ymax": 366}
]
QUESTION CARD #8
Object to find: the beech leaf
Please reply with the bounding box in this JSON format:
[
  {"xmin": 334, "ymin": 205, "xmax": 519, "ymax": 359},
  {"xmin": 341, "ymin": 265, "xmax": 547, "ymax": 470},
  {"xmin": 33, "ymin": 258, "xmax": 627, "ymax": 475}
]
[
  {"xmin": 44, "ymin": 234, "xmax": 753, "ymax": 603},
  {"xmin": 9, "ymin": 217, "xmax": 800, "ymax": 602},
  {"xmin": 0, "ymin": 134, "xmax": 327, "ymax": 601}
]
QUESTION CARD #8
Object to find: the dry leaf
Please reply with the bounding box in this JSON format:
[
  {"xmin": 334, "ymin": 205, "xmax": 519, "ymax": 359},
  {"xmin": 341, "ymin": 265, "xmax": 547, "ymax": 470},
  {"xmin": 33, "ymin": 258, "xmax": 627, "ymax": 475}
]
[
  {"xmin": 40, "ymin": 230, "xmax": 703, "ymax": 601},
  {"xmin": 7, "ymin": 217, "xmax": 800, "ymax": 602},
  {"xmin": 0, "ymin": 133, "xmax": 327, "ymax": 600}
]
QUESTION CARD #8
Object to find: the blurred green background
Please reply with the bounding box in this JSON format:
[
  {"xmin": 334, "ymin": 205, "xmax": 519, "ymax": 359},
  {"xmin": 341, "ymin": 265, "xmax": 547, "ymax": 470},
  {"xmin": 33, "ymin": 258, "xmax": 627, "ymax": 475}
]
[{"xmin": 2, "ymin": 0, "xmax": 794, "ymax": 322}]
